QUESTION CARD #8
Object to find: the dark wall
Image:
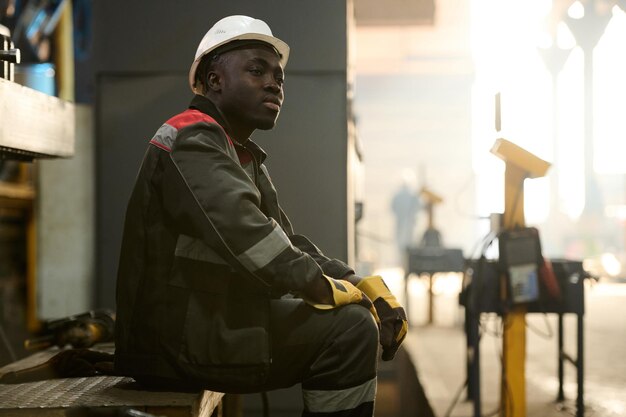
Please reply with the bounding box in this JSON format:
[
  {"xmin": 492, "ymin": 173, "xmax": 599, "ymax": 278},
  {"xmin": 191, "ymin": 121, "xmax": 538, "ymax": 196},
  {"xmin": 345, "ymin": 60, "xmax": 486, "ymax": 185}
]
[
  {"xmin": 91, "ymin": 2, "xmax": 348, "ymax": 74},
  {"xmin": 94, "ymin": 1, "xmax": 351, "ymax": 308}
]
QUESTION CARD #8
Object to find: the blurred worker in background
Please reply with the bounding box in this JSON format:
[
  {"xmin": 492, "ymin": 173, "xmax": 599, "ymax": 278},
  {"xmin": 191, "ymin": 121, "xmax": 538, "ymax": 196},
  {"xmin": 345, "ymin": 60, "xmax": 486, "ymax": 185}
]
[
  {"xmin": 114, "ymin": 15, "xmax": 407, "ymax": 417},
  {"xmin": 391, "ymin": 169, "xmax": 421, "ymax": 264}
]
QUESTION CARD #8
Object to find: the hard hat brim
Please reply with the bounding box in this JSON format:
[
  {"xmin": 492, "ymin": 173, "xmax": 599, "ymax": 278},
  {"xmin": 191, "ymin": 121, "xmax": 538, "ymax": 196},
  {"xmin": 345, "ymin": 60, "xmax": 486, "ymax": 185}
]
[{"xmin": 189, "ymin": 33, "xmax": 290, "ymax": 94}]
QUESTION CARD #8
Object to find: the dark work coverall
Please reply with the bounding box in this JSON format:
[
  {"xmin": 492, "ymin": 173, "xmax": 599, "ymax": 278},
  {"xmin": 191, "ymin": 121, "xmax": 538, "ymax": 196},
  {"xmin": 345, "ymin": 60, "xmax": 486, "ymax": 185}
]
[{"xmin": 114, "ymin": 95, "xmax": 379, "ymax": 416}]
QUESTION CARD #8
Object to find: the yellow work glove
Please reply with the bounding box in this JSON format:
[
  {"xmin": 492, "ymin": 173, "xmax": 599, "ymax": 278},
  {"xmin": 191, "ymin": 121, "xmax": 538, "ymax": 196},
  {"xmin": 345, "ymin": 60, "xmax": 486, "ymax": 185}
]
[
  {"xmin": 357, "ymin": 275, "xmax": 408, "ymax": 361},
  {"xmin": 305, "ymin": 275, "xmax": 376, "ymax": 315}
]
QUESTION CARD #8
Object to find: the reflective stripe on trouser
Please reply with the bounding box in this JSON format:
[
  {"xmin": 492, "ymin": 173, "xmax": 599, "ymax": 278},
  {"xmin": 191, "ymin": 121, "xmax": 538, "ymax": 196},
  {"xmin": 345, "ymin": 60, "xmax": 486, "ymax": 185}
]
[{"xmin": 302, "ymin": 377, "xmax": 376, "ymax": 414}]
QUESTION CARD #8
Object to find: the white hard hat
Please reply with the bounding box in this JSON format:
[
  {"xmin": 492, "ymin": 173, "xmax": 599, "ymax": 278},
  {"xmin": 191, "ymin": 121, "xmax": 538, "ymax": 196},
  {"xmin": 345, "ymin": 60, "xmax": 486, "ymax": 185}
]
[{"xmin": 189, "ymin": 15, "xmax": 290, "ymax": 94}]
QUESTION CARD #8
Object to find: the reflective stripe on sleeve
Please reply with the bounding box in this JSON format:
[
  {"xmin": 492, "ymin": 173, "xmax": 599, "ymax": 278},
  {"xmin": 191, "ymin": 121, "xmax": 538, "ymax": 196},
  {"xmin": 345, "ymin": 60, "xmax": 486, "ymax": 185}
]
[
  {"xmin": 150, "ymin": 123, "xmax": 177, "ymax": 150},
  {"xmin": 302, "ymin": 377, "xmax": 377, "ymax": 413},
  {"xmin": 237, "ymin": 220, "xmax": 291, "ymax": 271}
]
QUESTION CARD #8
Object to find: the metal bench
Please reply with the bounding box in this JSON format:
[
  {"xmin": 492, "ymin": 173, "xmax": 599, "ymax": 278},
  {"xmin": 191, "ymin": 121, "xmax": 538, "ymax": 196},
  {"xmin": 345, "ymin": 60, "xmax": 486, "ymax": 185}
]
[{"xmin": 0, "ymin": 346, "xmax": 223, "ymax": 417}]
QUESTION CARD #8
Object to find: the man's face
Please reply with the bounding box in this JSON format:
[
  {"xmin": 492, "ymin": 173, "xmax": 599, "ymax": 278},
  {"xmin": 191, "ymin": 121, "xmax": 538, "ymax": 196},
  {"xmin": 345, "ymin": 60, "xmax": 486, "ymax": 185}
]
[{"xmin": 216, "ymin": 44, "xmax": 285, "ymax": 132}]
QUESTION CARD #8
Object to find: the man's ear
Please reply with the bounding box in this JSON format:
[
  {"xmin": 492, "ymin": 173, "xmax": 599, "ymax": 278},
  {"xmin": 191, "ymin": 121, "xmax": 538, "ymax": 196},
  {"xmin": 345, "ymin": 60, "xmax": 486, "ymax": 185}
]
[{"xmin": 206, "ymin": 72, "xmax": 221, "ymax": 92}]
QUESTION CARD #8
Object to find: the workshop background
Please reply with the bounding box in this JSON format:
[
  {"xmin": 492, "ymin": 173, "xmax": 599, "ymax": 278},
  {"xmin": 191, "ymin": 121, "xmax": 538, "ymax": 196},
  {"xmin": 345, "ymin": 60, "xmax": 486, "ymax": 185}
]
[{"xmin": 1, "ymin": 0, "xmax": 626, "ymax": 416}]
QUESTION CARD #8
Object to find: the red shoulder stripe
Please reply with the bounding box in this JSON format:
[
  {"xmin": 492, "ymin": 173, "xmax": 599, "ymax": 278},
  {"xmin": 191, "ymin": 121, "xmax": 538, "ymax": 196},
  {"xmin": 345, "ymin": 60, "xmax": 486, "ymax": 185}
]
[
  {"xmin": 166, "ymin": 109, "xmax": 215, "ymax": 129},
  {"xmin": 166, "ymin": 109, "xmax": 233, "ymax": 146}
]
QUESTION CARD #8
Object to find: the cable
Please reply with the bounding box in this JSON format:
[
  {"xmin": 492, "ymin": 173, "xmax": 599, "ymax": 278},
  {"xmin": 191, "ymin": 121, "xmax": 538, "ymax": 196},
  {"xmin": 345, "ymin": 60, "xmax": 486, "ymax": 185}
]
[
  {"xmin": 469, "ymin": 231, "xmax": 497, "ymax": 261},
  {"xmin": 443, "ymin": 377, "xmax": 468, "ymax": 417},
  {"xmin": 478, "ymin": 314, "xmax": 504, "ymax": 338},
  {"xmin": 525, "ymin": 313, "xmax": 554, "ymax": 339},
  {"xmin": 462, "ymin": 178, "xmax": 546, "ymax": 417},
  {"xmin": 468, "ymin": 234, "xmax": 498, "ymax": 316},
  {"xmin": 462, "ymin": 232, "xmax": 495, "ymax": 310},
  {"xmin": 444, "ymin": 254, "xmax": 500, "ymax": 417},
  {"xmin": 442, "ymin": 376, "xmax": 502, "ymax": 417},
  {"xmin": 446, "ymin": 231, "xmax": 505, "ymax": 417},
  {"xmin": 452, "ymin": 171, "xmax": 486, "ymax": 220}
]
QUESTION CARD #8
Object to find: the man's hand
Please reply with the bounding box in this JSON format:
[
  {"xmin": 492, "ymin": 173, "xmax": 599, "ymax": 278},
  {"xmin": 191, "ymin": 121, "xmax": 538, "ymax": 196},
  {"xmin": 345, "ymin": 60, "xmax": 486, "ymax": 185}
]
[
  {"xmin": 304, "ymin": 275, "xmax": 374, "ymax": 312},
  {"xmin": 356, "ymin": 275, "xmax": 408, "ymax": 361}
]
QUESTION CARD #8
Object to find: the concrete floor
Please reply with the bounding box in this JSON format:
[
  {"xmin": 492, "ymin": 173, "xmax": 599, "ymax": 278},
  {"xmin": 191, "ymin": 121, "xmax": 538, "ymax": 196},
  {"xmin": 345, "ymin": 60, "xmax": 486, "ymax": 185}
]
[{"xmin": 400, "ymin": 276, "xmax": 626, "ymax": 417}]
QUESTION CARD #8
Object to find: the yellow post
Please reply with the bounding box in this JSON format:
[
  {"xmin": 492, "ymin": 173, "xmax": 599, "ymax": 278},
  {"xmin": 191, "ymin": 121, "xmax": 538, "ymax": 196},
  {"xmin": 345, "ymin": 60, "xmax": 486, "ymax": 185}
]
[
  {"xmin": 501, "ymin": 163, "xmax": 528, "ymax": 417},
  {"xmin": 54, "ymin": 0, "xmax": 75, "ymax": 101},
  {"xmin": 490, "ymin": 139, "xmax": 550, "ymax": 417}
]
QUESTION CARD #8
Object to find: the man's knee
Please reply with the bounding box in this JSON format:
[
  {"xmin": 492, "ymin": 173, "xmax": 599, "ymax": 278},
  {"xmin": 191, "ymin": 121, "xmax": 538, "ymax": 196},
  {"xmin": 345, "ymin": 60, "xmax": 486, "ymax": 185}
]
[
  {"xmin": 304, "ymin": 304, "xmax": 378, "ymax": 390},
  {"xmin": 338, "ymin": 304, "xmax": 379, "ymax": 355},
  {"xmin": 300, "ymin": 305, "xmax": 378, "ymax": 415}
]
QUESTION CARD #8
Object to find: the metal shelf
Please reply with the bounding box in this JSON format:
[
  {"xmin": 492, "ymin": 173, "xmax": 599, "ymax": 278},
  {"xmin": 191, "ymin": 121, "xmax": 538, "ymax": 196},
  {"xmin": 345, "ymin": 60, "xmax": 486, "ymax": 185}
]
[{"xmin": 0, "ymin": 78, "xmax": 74, "ymax": 160}]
